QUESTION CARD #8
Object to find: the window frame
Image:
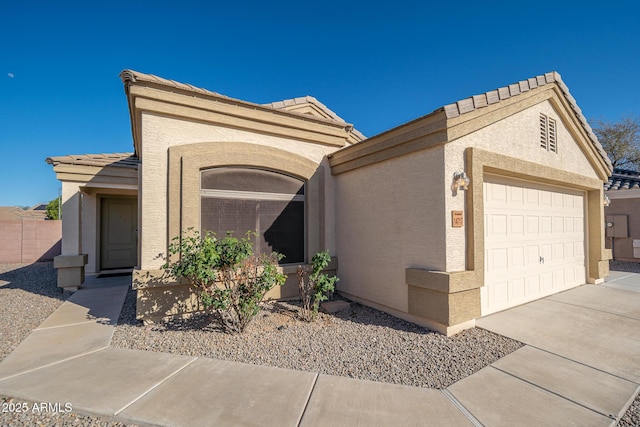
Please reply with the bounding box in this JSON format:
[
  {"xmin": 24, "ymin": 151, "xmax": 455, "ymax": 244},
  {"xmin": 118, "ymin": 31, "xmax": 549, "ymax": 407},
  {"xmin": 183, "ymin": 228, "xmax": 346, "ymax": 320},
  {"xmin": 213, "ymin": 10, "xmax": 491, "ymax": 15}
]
[{"xmin": 199, "ymin": 166, "xmax": 307, "ymax": 265}]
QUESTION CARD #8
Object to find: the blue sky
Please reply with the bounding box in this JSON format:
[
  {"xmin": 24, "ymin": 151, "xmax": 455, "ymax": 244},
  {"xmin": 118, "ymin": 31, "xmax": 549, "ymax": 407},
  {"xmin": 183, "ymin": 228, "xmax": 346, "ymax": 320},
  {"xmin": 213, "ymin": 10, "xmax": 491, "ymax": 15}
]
[{"xmin": 1, "ymin": 1, "xmax": 639, "ymax": 207}]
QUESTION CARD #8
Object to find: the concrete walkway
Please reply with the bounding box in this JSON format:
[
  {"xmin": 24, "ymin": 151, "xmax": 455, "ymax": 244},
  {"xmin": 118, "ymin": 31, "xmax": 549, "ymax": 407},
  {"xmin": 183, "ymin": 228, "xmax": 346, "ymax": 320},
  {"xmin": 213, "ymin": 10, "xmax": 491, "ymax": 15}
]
[{"xmin": 0, "ymin": 273, "xmax": 638, "ymax": 426}]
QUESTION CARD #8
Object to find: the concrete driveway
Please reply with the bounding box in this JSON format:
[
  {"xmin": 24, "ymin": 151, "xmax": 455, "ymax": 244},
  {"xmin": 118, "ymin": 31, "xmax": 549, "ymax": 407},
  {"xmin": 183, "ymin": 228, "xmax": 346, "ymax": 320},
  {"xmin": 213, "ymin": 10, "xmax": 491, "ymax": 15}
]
[{"xmin": 453, "ymin": 271, "xmax": 640, "ymax": 425}]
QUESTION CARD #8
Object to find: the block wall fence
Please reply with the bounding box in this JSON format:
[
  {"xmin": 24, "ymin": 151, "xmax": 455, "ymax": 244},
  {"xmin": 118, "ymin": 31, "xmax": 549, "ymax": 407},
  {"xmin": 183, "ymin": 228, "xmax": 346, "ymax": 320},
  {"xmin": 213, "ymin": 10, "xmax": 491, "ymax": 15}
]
[{"xmin": 0, "ymin": 219, "xmax": 61, "ymax": 264}]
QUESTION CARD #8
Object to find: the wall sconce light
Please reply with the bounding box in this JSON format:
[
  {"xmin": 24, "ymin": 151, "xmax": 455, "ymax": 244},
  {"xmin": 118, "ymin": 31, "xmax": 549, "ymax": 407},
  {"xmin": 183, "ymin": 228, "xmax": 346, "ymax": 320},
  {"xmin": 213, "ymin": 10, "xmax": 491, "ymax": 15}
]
[
  {"xmin": 452, "ymin": 171, "xmax": 471, "ymax": 196},
  {"xmin": 603, "ymin": 194, "xmax": 610, "ymax": 207}
]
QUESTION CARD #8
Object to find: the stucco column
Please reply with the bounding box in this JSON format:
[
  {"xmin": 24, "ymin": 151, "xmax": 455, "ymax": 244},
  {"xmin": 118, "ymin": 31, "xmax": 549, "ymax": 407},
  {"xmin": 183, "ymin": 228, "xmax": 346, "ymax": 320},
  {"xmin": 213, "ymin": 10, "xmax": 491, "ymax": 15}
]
[{"xmin": 54, "ymin": 182, "xmax": 88, "ymax": 290}]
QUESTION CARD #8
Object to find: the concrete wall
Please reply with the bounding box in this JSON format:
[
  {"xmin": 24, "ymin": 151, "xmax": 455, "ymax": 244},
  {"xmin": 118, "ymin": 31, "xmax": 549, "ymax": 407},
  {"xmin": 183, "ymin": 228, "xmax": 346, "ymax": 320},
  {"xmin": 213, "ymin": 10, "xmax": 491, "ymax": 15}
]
[
  {"xmin": 333, "ymin": 145, "xmax": 446, "ymax": 314},
  {"xmin": 0, "ymin": 219, "xmax": 61, "ymax": 263}
]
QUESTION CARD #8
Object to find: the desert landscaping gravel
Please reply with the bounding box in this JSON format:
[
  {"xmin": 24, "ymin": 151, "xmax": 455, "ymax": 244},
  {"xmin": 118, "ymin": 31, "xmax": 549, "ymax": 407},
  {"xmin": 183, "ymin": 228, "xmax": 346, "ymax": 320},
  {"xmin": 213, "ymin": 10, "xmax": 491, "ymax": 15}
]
[
  {"xmin": 0, "ymin": 262, "xmax": 63, "ymax": 362},
  {"xmin": 112, "ymin": 289, "xmax": 524, "ymax": 389},
  {"xmin": 0, "ymin": 263, "xmax": 138, "ymax": 427},
  {"xmin": 2, "ymin": 262, "xmax": 639, "ymax": 425}
]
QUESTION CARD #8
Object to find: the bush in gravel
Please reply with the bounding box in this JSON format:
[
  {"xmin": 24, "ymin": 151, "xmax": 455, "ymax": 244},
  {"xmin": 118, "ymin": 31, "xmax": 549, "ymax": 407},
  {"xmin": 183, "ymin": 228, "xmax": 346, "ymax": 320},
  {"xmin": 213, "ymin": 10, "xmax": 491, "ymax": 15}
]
[
  {"xmin": 164, "ymin": 229, "xmax": 286, "ymax": 334},
  {"xmin": 296, "ymin": 250, "xmax": 339, "ymax": 321}
]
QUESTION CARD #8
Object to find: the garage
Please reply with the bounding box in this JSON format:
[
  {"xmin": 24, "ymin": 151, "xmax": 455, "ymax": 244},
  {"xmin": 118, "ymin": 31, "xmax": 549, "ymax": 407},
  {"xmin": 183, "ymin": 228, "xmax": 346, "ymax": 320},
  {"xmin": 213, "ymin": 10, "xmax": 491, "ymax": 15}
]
[{"xmin": 482, "ymin": 176, "xmax": 586, "ymax": 315}]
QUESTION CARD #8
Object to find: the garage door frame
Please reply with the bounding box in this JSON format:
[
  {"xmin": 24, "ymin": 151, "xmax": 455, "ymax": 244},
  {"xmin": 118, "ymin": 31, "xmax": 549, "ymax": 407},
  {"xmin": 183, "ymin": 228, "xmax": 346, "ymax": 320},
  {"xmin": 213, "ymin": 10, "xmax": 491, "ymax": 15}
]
[
  {"xmin": 462, "ymin": 148, "xmax": 610, "ymax": 318},
  {"xmin": 481, "ymin": 174, "xmax": 587, "ymax": 315}
]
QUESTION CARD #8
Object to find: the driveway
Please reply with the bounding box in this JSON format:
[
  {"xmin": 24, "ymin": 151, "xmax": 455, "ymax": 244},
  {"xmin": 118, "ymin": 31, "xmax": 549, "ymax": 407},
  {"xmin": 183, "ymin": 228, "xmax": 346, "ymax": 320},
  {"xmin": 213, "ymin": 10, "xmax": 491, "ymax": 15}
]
[{"xmin": 451, "ymin": 271, "xmax": 640, "ymax": 425}]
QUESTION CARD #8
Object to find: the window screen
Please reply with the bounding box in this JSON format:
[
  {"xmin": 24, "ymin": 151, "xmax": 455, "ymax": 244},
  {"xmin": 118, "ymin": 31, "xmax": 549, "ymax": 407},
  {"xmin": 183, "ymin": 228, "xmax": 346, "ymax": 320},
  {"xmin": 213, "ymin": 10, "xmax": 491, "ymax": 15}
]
[{"xmin": 201, "ymin": 167, "xmax": 305, "ymax": 263}]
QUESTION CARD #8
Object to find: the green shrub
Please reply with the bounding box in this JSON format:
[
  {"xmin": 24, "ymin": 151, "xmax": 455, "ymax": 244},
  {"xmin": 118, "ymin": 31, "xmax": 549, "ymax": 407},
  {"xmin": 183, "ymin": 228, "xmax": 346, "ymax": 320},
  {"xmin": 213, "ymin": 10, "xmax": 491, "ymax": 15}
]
[
  {"xmin": 164, "ymin": 229, "xmax": 286, "ymax": 333},
  {"xmin": 296, "ymin": 250, "xmax": 339, "ymax": 321}
]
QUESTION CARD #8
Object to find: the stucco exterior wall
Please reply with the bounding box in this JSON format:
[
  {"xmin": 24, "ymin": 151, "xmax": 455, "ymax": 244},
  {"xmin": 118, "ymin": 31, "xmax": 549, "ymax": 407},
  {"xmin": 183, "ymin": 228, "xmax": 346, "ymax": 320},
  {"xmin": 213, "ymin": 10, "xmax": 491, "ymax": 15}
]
[
  {"xmin": 81, "ymin": 192, "xmax": 98, "ymax": 273},
  {"xmin": 604, "ymin": 195, "xmax": 640, "ymax": 262},
  {"xmin": 444, "ymin": 99, "xmax": 601, "ymax": 271},
  {"xmin": 60, "ymin": 182, "xmax": 83, "ymax": 256},
  {"xmin": 139, "ymin": 113, "xmax": 342, "ymax": 270},
  {"xmin": 334, "ymin": 146, "xmax": 446, "ymax": 313}
]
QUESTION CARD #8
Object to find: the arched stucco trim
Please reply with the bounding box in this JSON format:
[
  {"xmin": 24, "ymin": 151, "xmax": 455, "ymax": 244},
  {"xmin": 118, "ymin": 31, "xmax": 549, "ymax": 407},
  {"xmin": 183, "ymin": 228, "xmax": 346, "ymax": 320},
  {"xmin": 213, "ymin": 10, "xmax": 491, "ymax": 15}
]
[{"xmin": 167, "ymin": 141, "xmax": 324, "ymax": 262}]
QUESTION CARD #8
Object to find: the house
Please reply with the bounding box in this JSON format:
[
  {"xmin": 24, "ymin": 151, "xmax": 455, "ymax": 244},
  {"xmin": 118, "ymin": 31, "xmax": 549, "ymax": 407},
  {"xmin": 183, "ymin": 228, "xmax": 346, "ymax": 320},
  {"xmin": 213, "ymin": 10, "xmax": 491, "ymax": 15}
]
[
  {"xmin": 0, "ymin": 204, "xmax": 49, "ymax": 220},
  {"xmin": 47, "ymin": 70, "xmax": 612, "ymax": 335},
  {"xmin": 604, "ymin": 168, "xmax": 640, "ymax": 261}
]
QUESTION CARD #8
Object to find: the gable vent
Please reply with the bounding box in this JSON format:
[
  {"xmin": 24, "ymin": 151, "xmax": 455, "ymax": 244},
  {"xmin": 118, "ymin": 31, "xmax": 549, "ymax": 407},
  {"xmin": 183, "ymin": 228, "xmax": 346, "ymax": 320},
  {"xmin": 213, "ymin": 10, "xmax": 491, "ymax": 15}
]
[
  {"xmin": 540, "ymin": 113, "xmax": 558, "ymax": 153},
  {"xmin": 548, "ymin": 118, "xmax": 557, "ymax": 153},
  {"xmin": 540, "ymin": 114, "xmax": 548, "ymax": 149}
]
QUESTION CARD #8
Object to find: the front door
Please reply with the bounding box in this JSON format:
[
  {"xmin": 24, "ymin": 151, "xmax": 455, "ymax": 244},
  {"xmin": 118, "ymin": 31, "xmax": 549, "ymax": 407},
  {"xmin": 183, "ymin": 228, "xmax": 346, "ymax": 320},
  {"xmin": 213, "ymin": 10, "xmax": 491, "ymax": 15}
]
[{"xmin": 100, "ymin": 197, "xmax": 137, "ymax": 270}]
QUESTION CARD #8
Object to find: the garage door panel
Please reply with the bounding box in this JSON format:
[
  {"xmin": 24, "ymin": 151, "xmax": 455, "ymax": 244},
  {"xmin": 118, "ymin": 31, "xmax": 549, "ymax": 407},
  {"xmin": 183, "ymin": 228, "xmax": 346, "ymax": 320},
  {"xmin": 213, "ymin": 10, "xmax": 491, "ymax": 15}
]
[
  {"xmin": 525, "ymin": 246, "xmax": 539, "ymax": 265},
  {"xmin": 565, "ymin": 217, "xmax": 574, "ymax": 232},
  {"xmin": 564, "ymin": 242, "xmax": 574, "ymax": 258},
  {"xmin": 488, "ymin": 248, "xmax": 508, "ymax": 271},
  {"xmin": 482, "ymin": 179, "xmax": 585, "ymax": 316},
  {"xmin": 510, "ymin": 186, "xmax": 524, "ymax": 203},
  {"xmin": 526, "ymin": 276, "xmax": 540, "ymax": 294},
  {"xmin": 490, "ymin": 281, "xmax": 509, "ymax": 306},
  {"xmin": 509, "ymin": 246, "xmax": 525, "ymax": 267},
  {"xmin": 541, "ymin": 272, "xmax": 553, "ymax": 290},
  {"xmin": 553, "ymin": 243, "xmax": 564, "ymax": 261},
  {"xmin": 564, "ymin": 267, "xmax": 576, "ymax": 285},
  {"xmin": 491, "ymin": 215, "xmax": 508, "ymax": 235},
  {"xmin": 553, "ymin": 216, "xmax": 564, "ymax": 233},
  {"xmin": 510, "ymin": 278, "xmax": 525, "ymax": 299},
  {"xmin": 510, "ymin": 215, "xmax": 524, "ymax": 234},
  {"xmin": 552, "ymin": 192, "xmax": 564, "ymax": 206}
]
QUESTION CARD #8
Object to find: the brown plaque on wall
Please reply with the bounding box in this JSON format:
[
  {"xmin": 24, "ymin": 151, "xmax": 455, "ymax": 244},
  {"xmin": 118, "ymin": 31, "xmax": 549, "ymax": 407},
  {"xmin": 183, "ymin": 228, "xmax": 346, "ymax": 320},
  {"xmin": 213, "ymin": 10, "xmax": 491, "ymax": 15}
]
[{"xmin": 452, "ymin": 210, "xmax": 464, "ymax": 227}]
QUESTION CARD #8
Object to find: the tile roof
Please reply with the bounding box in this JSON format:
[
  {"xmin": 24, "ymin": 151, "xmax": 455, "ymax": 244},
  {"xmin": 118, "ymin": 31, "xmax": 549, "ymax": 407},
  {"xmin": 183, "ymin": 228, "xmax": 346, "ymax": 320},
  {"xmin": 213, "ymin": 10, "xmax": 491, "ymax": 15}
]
[
  {"xmin": 263, "ymin": 96, "xmax": 367, "ymax": 141},
  {"xmin": 45, "ymin": 153, "xmax": 139, "ymax": 169},
  {"xmin": 120, "ymin": 70, "xmax": 222, "ymax": 98},
  {"xmin": 120, "ymin": 70, "xmax": 364, "ymax": 139},
  {"xmin": 605, "ymin": 168, "xmax": 640, "ymax": 191},
  {"xmin": 439, "ymin": 71, "xmax": 612, "ymax": 171},
  {"xmin": 0, "ymin": 206, "xmax": 48, "ymax": 220}
]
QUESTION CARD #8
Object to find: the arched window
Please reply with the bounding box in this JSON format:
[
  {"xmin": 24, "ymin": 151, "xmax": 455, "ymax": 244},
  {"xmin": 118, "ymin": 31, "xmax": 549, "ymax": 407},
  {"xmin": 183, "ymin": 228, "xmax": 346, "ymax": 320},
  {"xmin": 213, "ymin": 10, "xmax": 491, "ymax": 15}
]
[{"xmin": 200, "ymin": 167, "xmax": 305, "ymax": 263}]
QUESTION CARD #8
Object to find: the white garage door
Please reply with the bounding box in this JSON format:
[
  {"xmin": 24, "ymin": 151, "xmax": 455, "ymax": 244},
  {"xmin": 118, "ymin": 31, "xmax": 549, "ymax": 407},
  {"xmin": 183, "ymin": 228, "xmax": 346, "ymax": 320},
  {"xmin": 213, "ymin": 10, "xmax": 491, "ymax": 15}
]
[{"xmin": 482, "ymin": 177, "xmax": 586, "ymax": 316}]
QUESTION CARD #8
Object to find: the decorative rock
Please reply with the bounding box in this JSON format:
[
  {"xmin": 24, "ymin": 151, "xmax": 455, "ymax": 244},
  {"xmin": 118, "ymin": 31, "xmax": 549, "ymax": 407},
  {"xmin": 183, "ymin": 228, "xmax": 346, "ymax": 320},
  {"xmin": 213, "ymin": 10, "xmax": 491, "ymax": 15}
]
[{"xmin": 320, "ymin": 300, "xmax": 351, "ymax": 314}]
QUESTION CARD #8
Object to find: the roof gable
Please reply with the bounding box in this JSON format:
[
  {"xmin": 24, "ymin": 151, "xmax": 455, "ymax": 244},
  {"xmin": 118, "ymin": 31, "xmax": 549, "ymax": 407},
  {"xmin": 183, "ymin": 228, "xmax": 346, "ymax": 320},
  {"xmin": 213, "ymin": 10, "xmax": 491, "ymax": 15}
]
[
  {"xmin": 441, "ymin": 71, "xmax": 611, "ymax": 172},
  {"xmin": 330, "ymin": 71, "xmax": 612, "ymax": 179},
  {"xmin": 120, "ymin": 70, "xmax": 365, "ymax": 153}
]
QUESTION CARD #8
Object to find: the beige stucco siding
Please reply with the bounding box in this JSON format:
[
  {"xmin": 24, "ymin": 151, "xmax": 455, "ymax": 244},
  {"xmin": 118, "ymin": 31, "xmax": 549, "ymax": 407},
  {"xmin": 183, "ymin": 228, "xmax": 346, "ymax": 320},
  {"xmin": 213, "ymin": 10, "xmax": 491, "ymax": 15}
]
[
  {"xmin": 81, "ymin": 192, "xmax": 98, "ymax": 273},
  {"xmin": 60, "ymin": 182, "xmax": 83, "ymax": 256},
  {"xmin": 444, "ymin": 99, "xmax": 601, "ymax": 271},
  {"xmin": 139, "ymin": 112, "xmax": 341, "ymax": 270},
  {"xmin": 334, "ymin": 146, "xmax": 446, "ymax": 313}
]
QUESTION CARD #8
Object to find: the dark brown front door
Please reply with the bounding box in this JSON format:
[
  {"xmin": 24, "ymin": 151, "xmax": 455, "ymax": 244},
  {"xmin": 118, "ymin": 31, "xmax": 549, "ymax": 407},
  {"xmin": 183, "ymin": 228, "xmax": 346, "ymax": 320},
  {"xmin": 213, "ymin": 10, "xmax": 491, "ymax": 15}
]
[{"xmin": 100, "ymin": 197, "xmax": 137, "ymax": 270}]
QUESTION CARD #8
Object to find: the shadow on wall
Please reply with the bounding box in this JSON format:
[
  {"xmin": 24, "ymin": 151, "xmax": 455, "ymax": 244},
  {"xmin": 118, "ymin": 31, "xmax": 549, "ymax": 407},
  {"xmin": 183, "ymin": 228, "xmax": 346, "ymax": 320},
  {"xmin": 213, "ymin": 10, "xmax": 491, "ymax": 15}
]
[{"xmin": 39, "ymin": 240, "xmax": 61, "ymax": 262}]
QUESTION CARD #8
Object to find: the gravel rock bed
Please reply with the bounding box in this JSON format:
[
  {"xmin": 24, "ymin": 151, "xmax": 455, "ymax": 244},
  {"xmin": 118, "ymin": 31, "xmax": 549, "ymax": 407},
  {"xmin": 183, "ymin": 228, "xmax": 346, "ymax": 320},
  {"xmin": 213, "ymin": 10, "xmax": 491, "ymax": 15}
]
[
  {"xmin": 0, "ymin": 263, "xmax": 137, "ymax": 426},
  {"xmin": 0, "ymin": 262, "xmax": 63, "ymax": 361},
  {"xmin": 2, "ymin": 261, "xmax": 637, "ymax": 425},
  {"xmin": 112, "ymin": 289, "xmax": 524, "ymax": 389},
  {"xmin": 0, "ymin": 395, "xmax": 138, "ymax": 427},
  {"xmin": 610, "ymin": 260, "xmax": 640, "ymax": 274},
  {"xmin": 619, "ymin": 393, "xmax": 640, "ymax": 427}
]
